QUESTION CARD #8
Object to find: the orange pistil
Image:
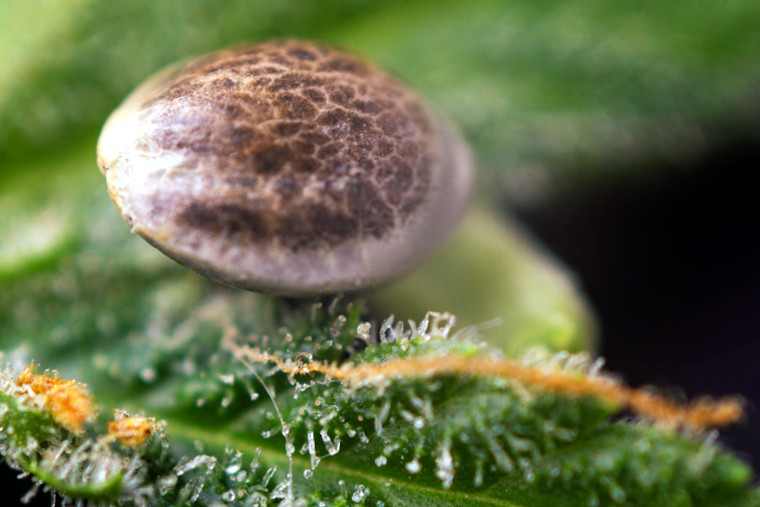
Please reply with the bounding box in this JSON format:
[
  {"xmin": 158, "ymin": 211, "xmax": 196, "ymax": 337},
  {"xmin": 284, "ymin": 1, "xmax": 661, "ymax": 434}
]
[
  {"xmin": 16, "ymin": 366, "xmax": 96, "ymax": 433},
  {"xmin": 107, "ymin": 415, "xmax": 156, "ymax": 447},
  {"xmin": 236, "ymin": 348, "xmax": 743, "ymax": 431}
]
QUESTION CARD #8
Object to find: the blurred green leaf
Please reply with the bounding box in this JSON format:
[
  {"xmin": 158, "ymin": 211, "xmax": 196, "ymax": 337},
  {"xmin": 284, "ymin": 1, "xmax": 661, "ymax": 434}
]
[
  {"xmin": 0, "ymin": 0, "xmax": 385, "ymax": 162},
  {"xmin": 1, "ymin": 251, "xmax": 757, "ymax": 505},
  {"xmin": 371, "ymin": 208, "xmax": 597, "ymax": 354},
  {"xmin": 2, "ymin": 0, "xmax": 758, "ymax": 185}
]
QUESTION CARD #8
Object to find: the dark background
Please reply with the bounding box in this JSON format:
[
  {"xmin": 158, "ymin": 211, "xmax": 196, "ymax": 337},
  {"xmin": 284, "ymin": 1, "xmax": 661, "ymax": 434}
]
[
  {"xmin": 3, "ymin": 139, "xmax": 759, "ymax": 504},
  {"xmin": 514, "ymin": 137, "xmax": 760, "ymax": 466}
]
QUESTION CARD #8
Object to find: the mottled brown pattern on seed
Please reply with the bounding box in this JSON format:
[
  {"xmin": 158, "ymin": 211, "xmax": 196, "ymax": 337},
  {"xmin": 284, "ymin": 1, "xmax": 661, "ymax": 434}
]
[{"xmin": 140, "ymin": 40, "xmax": 436, "ymax": 251}]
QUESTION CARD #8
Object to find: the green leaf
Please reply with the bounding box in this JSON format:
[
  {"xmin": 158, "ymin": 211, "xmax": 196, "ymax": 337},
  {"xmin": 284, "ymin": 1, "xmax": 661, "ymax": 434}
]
[
  {"xmin": 2, "ymin": 0, "xmax": 758, "ymax": 185},
  {"xmin": 2, "ymin": 288, "xmax": 757, "ymax": 504},
  {"xmin": 0, "ymin": 0, "xmax": 389, "ymax": 162},
  {"xmin": 2, "ymin": 1, "xmax": 758, "ymax": 504},
  {"xmin": 1, "ymin": 143, "xmax": 757, "ymax": 504},
  {"xmin": 370, "ymin": 208, "xmax": 597, "ymax": 353},
  {"xmin": 335, "ymin": 0, "xmax": 760, "ymax": 181}
]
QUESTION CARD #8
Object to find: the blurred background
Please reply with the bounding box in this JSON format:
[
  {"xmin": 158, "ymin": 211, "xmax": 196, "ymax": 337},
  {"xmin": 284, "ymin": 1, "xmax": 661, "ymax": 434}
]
[{"xmin": 2, "ymin": 1, "xmax": 758, "ymax": 504}]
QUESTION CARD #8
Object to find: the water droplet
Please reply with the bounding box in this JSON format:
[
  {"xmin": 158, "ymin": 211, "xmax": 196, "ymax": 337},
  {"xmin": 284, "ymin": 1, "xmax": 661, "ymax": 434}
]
[
  {"xmin": 634, "ymin": 438, "xmax": 651, "ymax": 453},
  {"xmin": 555, "ymin": 427, "xmax": 577, "ymax": 442},
  {"xmin": 320, "ymin": 429, "xmax": 340, "ymax": 455},
  {"xmin": 356, "ymin": 322, "xmax": 371, "ymax": 341},
  {"xmin": 303, "ymin": 469, "xmax": 314, "ymax": 479},
  {"xmin": 20, "ymin": 482, "xmax": 40, "ymax": 504},
  {"xmin": 589, "ymin": 357, "xmax": 605, "ymax": 376},
  {"xmin": 439, "ymin": 312, "xmax": 456, "ymax": 336},
  {"xmin": 436, "ymin": 446, "xmax": 455, "ymax": 489},
  {"xmin": 250, "ymin": 448, "xmax": 261, "ymax": 473},
  {"xmin": 352, "ymin": 484, "xmax": 369, "ymax": 502},
  {"xmin": 405, "ymin": 460, "xmax": 421, "ymax": 474},
  {"xmin": 375, "ymin": 401, "xmax": 391, "ymax": 436},
  {"xmin": 374, "ymin": 456, "xmax": 387, "ymax": 467},
  {"xmin": 510, "ymin": 436, "xmax": 534, "ymax": 453},
  {"xmin": 262, "ymin": 466, "xmax": 277, "ymax": 486},
  {"xmin": 219, "ymin": 373, "xmax": 235, "ymax": 385},
  {"xmin": 23, "ymin": 436, "xmax": 38, "ymax": 456},
  {"xmin": 609, "ymin": 482, "xmax": 626, "ymax": 503},
  {"xmin": 399, "ymin": 409, "xmax": 414, "ymax": 423},
  {"xmin": 595, "ymin": 454, "xmax": 615, "ymax": 473},
  {"xmin": 307, "ymin": 431, "xmax": 320, "ymax": 469},
  {"xmin": 416, "ymin": 315, "xmax": 430, "ymax": 336},
  {"xmin": 487, "ymin": 438, "xmax": 514, "ymax": 472},
  {"xmin": 319, "ymin": 410, "xmax": 338, "ymax": 426},
  {"xmin": 225, "ymin": 452, "xmax": 242, "ymax": 475},
  {"xmin": 221, "ymin": 490, "xmax": 236, "ymax": 502},
  {"xmin": 473, "ymin": 462, "xmax": 484, "ymax": 487},
  {"xmin": 158, "ymin": 474, "xmax": 178, "ymax": 495},
  {"xmin": 140, "ymin": 367, "xmax": 156, "ymax": 382},
  {"xmin": 270, "ymin": 474, "xmax": 293, "ymax": 500},
  {"xmin": 379, "ymin": 316, "xmax": 396, "ymax": 343},
  {"xmin": 175, "ymin": 455, "xmax": 217, "ymax": 476}
]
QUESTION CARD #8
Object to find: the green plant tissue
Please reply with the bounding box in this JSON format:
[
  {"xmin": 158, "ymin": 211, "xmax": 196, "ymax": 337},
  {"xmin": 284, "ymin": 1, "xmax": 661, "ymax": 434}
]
[{"xmin": 1, "ymin": 1, "xmax": 759, "ymax": 506}]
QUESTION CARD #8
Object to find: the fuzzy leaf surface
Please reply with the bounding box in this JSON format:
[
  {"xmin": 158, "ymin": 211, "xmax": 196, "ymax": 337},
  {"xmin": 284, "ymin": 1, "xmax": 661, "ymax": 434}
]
[
  {"xmin": 1, "ymin": 0, "xmax": 758, "ymax": 188},
  {"xmin": 1, "ymin": 143, "xmax": 757, "ymax": 506}
]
